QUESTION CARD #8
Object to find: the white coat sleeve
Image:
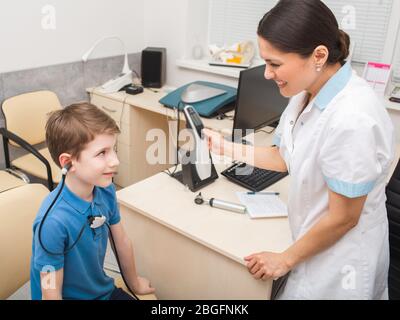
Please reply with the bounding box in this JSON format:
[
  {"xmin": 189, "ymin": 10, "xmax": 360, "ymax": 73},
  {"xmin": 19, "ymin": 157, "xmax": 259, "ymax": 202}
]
[{"xmin": 318, "ymin": 112, "xmax": 387, "ymax": 198}]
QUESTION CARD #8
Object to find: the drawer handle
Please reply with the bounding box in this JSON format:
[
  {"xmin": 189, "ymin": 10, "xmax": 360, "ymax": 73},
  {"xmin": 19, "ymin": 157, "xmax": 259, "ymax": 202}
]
[{"xmin": 102, "ymin": 106, "xmax": 117, "ymax": 113}]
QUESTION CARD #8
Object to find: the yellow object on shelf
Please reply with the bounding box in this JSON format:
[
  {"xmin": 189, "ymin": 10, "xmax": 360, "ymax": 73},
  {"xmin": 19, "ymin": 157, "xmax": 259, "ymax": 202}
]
[
  {"xmin": 209, "ymin": 41, "xmax": 255, "ymax": 67},
  {"xmin": 227, "ymin": 56, "xmax": 243, "ymax": 64}
]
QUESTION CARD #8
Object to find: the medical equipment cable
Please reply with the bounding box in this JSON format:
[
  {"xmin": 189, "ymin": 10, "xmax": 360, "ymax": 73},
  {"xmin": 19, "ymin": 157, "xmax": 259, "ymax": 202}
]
[
  {"xmin": 38, "ymin": 165, "xmax": 140, "ymax": 300},
  {"xmin": 106, "ymin": 222, "xmax": 140, "ymax": 300},
  {"xmin": 38, "ymin": 166, "xmax": 87, "ymax": 256},
  {"xmin": 164, "ymin": 101, "xmax": 182, "ymax": 177}
]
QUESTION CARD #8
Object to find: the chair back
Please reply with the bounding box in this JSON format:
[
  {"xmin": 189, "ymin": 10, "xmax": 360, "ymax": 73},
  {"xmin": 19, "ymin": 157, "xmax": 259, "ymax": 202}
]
[
  {"xmin": 0, "ymin": 184, "xmax": 49, "ymax": 299},
  {"xmin": 2, "ymin": 91, "xmax": 61, "ymax": 146},
  {"xmin": 387, "ymin": 158, "xmax": 400, "ymax": 300}
]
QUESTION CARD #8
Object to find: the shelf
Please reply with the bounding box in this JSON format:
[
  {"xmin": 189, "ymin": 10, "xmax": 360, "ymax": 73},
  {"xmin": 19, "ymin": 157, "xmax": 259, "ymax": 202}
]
[
  {"xmin": 176, "ymin": 58, "xmax": 264, "ymax": 79},
  {"xmin": 175, "ymin": 60, "xmax": 400, "ymax": 112}
]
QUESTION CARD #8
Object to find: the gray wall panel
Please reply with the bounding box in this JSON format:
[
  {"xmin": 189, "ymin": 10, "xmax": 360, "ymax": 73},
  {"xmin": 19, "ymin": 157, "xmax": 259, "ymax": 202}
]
[
  {"xmin": 0, "ymin": 52, "xmax": 141, "ymax": 171},
  {"xmin": 1, "ymin": 61, "xmax": 86, "ymax": 107}
]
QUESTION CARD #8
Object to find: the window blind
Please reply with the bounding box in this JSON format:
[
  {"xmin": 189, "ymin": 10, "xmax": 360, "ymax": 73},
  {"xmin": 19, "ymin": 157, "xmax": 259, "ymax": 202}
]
[
  {"xmin": 322, "ymin": 0, "xmax": 394, "ymax": 64},
  {"xmin": 209, "ymin": 0, "xmax": 394, "ymax": 66},
  {"xmin": 392, "ymin": 30, "xmax": 400, "ymax": 81},
  {"xmin": 208, "ymin": 0, "xmax": 279, "ymax": 49}
]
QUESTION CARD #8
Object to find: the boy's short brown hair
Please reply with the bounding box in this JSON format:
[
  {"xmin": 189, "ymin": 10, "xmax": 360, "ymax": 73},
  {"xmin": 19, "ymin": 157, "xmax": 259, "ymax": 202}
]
[{"xmin": 46, "ymin": 102, "xmax": 120, "ymax": 168}]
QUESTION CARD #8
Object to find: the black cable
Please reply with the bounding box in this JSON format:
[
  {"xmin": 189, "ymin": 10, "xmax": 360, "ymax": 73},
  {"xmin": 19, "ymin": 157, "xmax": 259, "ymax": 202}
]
[
  {"xmin": 167, "ymin": 101, "xmax": 182, "ymax": 177},
  {"xmin": 174, "ymin": 102, "xmax": 182, "ymax": 173},
  {"xmin": 131, "ymin": 69, "xmax": 140, "ymax": 80},
  {"xmin": 258, "ymin": 128, "xmax": 276, "ymax": 135},
  {"xmin": 106, "ymin": 223, "xmax": 140, "ymax": 300},
  {"xmin": 38, "ymin": 174, "xmax": 87, "ymax": 256},
  {"xmin": 162, "ymin": 170, "xmax": 173, "ymax": 176},
  {"xmin": 38, "ymin": 168, "xmax": 141, "ymax": 300},
  {"xmin": 130, "ymin": 69, "xmax": 158, "ymax": 93},
  {"xmin": 146, "ymin": 87, "xmax": 159, "ymax": 93},
  {"xmin": 217, "ymin": 113, "xmax": 234, "ymax": 120}
]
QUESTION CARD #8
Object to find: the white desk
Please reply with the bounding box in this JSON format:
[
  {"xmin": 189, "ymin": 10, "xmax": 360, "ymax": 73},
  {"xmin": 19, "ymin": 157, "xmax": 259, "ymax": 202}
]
[
  {"xmin": 116, "ymin": 145, "xmax": 400, "ymax": 300},
  {"xmin": 91, "ymin": 87, "xmax": 400, "ymax": 299},
  {"xmin": 117, "ymin": 160, "xmax": 292, "ymax": 300},
  {"xmin": 88, "ymin": 87, "xmax": 291, "ymax": 299}
]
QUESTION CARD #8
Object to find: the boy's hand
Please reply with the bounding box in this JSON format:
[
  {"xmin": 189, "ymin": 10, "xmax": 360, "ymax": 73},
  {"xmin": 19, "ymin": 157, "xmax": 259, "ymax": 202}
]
[{"xmin": 132, "ymin": 276, "xmax": 156, "ymax": 295}]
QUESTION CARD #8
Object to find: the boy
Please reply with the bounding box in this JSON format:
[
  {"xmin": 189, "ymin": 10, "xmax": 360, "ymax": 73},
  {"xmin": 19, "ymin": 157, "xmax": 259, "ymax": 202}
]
[{"xmin": 30, "ymin": 103, "xmax": 155, "ymax": 300}]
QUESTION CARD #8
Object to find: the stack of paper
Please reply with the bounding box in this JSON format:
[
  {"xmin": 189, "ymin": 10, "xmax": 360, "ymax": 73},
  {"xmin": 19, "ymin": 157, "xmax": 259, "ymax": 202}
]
[{"xmin": 236, "ymin": 192, "xmax": 288, "ymax": 219}]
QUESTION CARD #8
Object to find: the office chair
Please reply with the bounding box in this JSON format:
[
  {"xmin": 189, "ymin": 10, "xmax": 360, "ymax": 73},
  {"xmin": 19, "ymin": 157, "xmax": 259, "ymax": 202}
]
[
  {"xmin": 0, "ymin": 169, "xmax": 27, "ymax": 193},
  {"xmin": 387, "ymin": 157, "xmax": 400, "ymax": 300},
  {"xmin": 0, "ymin": 90, "xmax": 62, "ymax": 190},
  {"xmin": 0, "ymin": 184, "xmax": 49, "ymax": 299}
]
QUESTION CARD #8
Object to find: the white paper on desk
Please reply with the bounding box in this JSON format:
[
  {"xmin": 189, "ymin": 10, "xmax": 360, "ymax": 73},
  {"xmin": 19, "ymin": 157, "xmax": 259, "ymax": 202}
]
[{"xmin": 236, "ymin": 192, "xmax": 288, "ymax": 219}]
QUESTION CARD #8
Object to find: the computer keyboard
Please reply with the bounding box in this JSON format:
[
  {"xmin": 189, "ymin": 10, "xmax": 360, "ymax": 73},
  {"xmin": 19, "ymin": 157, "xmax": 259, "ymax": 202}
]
[{"xmin": 221, "ymin": 162, "xmax": 288, "ymax": 192}]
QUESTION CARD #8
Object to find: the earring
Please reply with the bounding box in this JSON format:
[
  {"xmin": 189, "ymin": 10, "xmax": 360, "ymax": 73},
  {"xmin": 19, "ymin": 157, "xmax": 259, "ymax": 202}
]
[{"xmin": 316, "ymin": 65, "xmax": 322, "ymax": 72}]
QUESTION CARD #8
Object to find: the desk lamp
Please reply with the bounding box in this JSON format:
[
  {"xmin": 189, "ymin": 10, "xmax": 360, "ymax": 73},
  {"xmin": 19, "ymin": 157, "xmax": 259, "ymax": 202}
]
[{"xmin": 82, "ymin": 36, "xmax": 133, "ymax": 93}]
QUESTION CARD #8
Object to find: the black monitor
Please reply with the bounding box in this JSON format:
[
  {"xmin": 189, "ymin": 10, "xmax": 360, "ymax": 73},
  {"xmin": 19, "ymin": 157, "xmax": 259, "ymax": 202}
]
[{"xmin": 233, "ymin": 64, "xmax": 289, "ymax": 140}]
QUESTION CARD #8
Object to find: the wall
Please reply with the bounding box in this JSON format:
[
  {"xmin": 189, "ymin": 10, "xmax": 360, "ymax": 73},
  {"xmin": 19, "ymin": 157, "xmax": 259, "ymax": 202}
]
[
  {"xmin": 143, "ymin": 0, "xmax": 238, "ymax": 88},
  {"xmin": 0, "ymin": 0, "xmax": 144, "ymax": 169},
  {"xmin": 1, "ymin": 0, "xmax": 399, "ymax": 135},
  {"xmin": 0, "ymin": 0, "xmax": 144, "ymax": 127},
  {"xmin": 0, "ymin": 0, "xmax": 144, "ymax": 73},
  {"xmin": 142, "ymin": 0, "xmax": 400, "ymax": 144}
]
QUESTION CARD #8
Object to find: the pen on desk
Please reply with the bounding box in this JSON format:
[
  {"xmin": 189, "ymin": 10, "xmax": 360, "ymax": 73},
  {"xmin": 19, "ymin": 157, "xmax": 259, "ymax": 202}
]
[{"xmin": 247, "ymin": 191, "xmax": 280, "ymax": 195}]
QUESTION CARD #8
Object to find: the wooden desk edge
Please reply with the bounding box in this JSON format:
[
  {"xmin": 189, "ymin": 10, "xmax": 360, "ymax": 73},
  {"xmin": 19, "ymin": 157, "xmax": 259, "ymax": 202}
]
[{"xmin": 117, "ymin": 195, "xmax": 250, "ymax": 267}]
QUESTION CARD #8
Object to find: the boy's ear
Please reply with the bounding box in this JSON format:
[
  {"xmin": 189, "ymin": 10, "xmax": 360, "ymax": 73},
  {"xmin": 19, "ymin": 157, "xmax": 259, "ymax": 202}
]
[{"xmin": 59, "ymin": 153, "xmax": 73, "ymax": 171}]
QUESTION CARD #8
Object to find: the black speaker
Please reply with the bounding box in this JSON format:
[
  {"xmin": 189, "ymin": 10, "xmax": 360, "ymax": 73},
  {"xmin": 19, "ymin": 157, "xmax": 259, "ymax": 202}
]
[{"xmin": 141, "ymin": 47, "xmax": 166, "ymax": 88}]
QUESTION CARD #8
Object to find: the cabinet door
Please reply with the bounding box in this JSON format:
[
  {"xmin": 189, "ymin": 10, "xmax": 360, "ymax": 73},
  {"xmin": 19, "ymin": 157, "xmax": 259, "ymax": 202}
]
[
  {"xmin": 116, "ymin": 141, "xmax": 131, "ymax": 164},
  {"xmin": 113, "ymin": 162, "xmax": 131, "ymax": 187}
]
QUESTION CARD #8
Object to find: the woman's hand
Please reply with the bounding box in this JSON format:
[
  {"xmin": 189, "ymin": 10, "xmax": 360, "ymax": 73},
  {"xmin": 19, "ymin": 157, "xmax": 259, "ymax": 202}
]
[
  {"xmin": 244, "ymin": 252, "xmax": 292, "ymax": 281},
  {"xmin": 203, "ymin": 128, "xmax": 231, "ymax": 156},
  {"xmin": 132, "ymin": 276, "xmax": 156, "ymax": 295}
]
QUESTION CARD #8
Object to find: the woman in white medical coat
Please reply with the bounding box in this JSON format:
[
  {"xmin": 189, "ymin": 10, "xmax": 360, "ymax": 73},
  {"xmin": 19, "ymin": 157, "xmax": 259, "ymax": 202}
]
[{"xmin": 205, "ymin": 0, "xmax": 395, "ymax": 299}]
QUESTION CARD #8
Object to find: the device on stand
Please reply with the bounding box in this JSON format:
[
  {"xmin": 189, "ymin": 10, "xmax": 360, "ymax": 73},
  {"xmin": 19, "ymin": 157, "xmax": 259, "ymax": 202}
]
[{"xmin": 172, "ymin": 105, "xmax": 218, "ymax": 192}]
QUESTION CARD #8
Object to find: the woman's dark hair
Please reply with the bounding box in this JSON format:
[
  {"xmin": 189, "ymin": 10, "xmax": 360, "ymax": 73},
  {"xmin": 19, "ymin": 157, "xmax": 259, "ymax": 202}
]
[{"xmin": 257, "ymin": 0, "xmax": 350, "ymax": 65}]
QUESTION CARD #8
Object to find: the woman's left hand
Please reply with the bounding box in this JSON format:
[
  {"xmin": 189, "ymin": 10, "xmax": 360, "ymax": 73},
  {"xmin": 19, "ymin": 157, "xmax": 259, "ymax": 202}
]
[{"xmin": 244, "ymin": 252, "xmax": 292, "ymax": 281}]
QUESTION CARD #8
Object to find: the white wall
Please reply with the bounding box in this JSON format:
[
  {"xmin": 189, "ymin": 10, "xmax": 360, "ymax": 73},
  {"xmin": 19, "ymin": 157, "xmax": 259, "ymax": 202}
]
[
  {"xmin": 1, "ymin": 0, "xmax": 399, "ymax": 143},
  {"xmin": 143, "ymin": 0, "xmax": 239, "ymax": 88},
  {"xmin": 0, "ymin": 0, "xmax": 144, "ymax": 73},
  {"xmin": 0, "ymin": 0, "xmax": 236, "ymax": 86},
  {"xmin": 142, "ymin": 0, "xmax": 400, "ymax": 144}
]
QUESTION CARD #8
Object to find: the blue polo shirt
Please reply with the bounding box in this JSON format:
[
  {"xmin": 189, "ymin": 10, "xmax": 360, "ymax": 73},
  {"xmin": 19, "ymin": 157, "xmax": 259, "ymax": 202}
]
[{"xmin": 30, "ymin": 182, "xmax": 121, "ymax": 300}]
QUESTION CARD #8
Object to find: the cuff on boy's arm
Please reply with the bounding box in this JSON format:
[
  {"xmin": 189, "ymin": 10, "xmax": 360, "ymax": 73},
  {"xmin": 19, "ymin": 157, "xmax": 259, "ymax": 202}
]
[
  {"xmin": 34, "ymin": 261, "xmax": 64, "ymax": 273},
  {"xmin": 108, "ymin": 215, "xmax": 121, "ymax": 226}
]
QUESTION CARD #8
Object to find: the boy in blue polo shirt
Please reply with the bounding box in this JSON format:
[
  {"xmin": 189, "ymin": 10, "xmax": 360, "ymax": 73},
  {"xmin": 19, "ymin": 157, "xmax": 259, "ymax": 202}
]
[{"xmin": 30, "ymin": 103, "xmax": 155, "ymax": 300}]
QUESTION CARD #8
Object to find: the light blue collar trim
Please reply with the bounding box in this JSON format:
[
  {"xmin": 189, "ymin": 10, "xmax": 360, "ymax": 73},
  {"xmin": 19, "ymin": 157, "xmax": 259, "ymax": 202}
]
[{"xmin": 314, "ymin": 61, "xmax": 352, "ymax": 111}]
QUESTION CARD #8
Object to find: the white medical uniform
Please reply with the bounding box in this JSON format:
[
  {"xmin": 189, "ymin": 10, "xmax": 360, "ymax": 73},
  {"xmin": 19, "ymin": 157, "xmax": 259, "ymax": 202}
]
[{"xmin": 274, "ymin": 62, "xmax": 395, "ymax": 299}]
